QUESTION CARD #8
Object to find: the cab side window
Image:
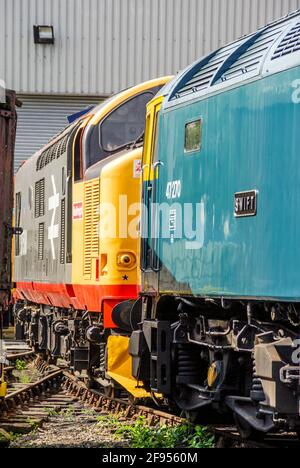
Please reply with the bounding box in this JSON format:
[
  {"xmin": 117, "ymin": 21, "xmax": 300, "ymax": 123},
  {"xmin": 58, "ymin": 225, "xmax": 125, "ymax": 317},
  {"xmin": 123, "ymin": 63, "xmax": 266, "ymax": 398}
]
[
  {"xmin": 74, "ymin": 127, "xmax": 84, "ymax": 181},
  {"xmin": 184, "ymin": 119, "xmax": 202, "ymax": 153}
]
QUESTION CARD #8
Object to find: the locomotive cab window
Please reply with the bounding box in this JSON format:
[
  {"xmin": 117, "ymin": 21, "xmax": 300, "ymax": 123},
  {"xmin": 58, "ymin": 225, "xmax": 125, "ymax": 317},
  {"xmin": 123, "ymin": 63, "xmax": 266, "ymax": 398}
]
[
  {"xmin": 100, "ymin": 92, "xmax": 153, "ymax": 152},
  {"xmin": 184, "ymin": 119, "xmax": 202, "ymax": 153},
  {"xmin": 86, "ymin": 87, "xmax": 162, "ymax": 169}
]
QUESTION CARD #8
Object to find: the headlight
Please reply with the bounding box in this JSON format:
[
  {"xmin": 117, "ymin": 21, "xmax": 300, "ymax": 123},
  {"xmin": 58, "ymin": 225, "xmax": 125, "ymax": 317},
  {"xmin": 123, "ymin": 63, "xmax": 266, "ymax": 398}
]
[{"xmin": 117, "ymin": 252, "xmax": 136, "ymax": 268}]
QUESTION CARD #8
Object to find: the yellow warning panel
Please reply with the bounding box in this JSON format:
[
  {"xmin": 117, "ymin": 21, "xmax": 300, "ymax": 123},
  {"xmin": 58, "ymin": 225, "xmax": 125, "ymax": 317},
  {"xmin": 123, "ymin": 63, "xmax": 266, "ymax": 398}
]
[{"xmin": 107, "ymin": 335, "xmax": 149, "ymax": 399}]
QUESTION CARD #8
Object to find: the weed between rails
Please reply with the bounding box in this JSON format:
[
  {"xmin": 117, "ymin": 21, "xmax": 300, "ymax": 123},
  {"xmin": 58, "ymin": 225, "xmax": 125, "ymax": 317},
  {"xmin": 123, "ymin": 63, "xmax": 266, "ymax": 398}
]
[
  {"xmin": 15, "ymin": 360, "xmax": 26, "ymax": 371},
  {"xmin": 97, "ymin": 415, "xmax": 214, "ymax": 449}
]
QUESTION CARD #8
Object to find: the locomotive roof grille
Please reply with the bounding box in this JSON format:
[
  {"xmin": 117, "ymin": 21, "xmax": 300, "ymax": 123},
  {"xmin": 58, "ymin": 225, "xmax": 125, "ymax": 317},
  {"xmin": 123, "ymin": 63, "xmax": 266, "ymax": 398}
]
[
  {"xmin": 173, "ymin": 40, "xmax": 243, "ymax": 98},
  {"xmin": 170, "ymin": 9, "xmax": 300, "ymax": 101},
  {"xmin": 271, "ymin": 22, "xmax": 300, "ymax": 60},
  {"xmin": 36, "ymin": 133, "xmax": 69, "ymax": 171},
  {"xmin": 212, "ymin": 24, "xmax": 284, "ymax": 85}
]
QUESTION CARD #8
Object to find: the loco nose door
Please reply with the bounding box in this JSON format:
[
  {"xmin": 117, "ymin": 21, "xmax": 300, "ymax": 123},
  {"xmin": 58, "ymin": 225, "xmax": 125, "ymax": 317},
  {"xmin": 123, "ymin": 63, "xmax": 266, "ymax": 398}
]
[{"xmin": 141, "ymin": 98, "xmax": 164, "ymax": 294}]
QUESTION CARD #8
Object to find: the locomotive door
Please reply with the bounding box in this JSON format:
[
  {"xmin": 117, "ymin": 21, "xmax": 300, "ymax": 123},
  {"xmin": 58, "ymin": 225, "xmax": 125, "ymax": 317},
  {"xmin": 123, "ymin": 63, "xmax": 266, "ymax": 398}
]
[{"xmin": 141, "ymin": 99, "xmax": 163, "ymax": 289}]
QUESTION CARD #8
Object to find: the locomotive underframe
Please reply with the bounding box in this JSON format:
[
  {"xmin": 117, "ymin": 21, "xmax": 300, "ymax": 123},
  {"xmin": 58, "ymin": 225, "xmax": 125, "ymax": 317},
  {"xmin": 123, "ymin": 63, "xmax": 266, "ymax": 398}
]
[
  {"xmin": 130, "ymin": 294, "xmax": 300, "ymax": 435},
  {"xmin": 14, "ymin": 294, "xmax": 300, "ymax": 436},
  {"xmin": 14, "ymin": 302, "xmax": 119, "ymax": 392}
]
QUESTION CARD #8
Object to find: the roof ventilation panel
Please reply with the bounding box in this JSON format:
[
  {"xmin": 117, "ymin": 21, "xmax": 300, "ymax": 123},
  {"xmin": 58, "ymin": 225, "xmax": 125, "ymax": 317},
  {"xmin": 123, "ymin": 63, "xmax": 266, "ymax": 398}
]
[
  {"xmin": 213, "ymin": 23, "xmax": 285, "ymax": 85},
  {"xmin": 271, "ymin": 22, "xmax": 300, "ymax": 60}
]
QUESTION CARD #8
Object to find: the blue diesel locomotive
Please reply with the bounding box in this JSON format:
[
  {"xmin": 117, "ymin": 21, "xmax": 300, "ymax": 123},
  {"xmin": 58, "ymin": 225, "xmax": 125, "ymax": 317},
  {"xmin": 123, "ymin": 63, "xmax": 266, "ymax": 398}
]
[{"xmin": 129, "ymin": 10, "xmax": 300, "ymax": 437}]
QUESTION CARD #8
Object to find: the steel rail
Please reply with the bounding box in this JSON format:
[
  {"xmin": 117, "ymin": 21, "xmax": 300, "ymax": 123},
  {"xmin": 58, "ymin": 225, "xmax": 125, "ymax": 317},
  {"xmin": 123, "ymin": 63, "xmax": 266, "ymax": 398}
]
[
  {"xmin": 62, "ymin": 370, "xmax": 185, "ymax": 427},
  {"xmin": 6, "ymin": 351, "xmax": 35, "ymax": 361}
]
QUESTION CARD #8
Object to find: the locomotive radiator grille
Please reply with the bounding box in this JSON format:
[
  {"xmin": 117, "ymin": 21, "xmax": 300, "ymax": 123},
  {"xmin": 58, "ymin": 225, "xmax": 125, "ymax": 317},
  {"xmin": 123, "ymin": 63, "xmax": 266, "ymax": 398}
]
[
  {"xmin": 60, "ymin": 198, "xmax": 66, "ymax": 264},
  {"xmin": 34, "ymin": 178, "xmax": 45, "ymax": 218},
  {"xmin": 38, "ymin": 223, "xmax": 45, "ymax": 261},
  {"xmin": 83, "ymin": 180, "xmax": 100, "ymax": 279}
]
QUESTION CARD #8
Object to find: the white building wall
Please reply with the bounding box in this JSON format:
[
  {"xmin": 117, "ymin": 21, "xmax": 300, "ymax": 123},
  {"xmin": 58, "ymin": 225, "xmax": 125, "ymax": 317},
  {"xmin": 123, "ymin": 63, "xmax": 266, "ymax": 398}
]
[{"xmin": 1, "ymin": 0, "xmax": 300, "ymax": 96}]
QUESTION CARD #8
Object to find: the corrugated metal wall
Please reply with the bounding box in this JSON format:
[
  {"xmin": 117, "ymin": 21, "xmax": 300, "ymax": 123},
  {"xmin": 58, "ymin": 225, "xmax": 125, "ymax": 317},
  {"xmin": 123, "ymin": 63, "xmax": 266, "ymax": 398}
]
[
  {"xmin": 14, "ymin": 95, "xmax": 102, "ymax": 173},
  {"xmin": 1, "ymin": 0, "xmax": 300, "ymax": 96}
]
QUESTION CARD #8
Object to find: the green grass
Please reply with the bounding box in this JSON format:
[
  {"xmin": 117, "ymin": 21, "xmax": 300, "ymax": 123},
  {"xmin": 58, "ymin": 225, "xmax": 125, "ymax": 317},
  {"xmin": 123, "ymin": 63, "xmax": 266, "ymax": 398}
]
[
  {"xmin": 15, "ymin": 359, "xmax": 26, "ymax": 371},
  {"xmin": 112, "ymin": 417, "xmax": 214, "ymax": 449},
  {"xmin": 0, "ymin": 428, "xmax": 12, "ymax": 443},
  {"xmin": 61, "ymin": 407, "xmax": 75, "ymax": 419},
  {"xmin": 46, "ymin": 408, "xmax": 60, "ymax": 417},
  {"xmin": 27, "ymin": 418, "xmax": 39, "ymax": 430},
  {"xmin": 18, "ymin": 373, "xmax": 31, "ymax": 384}
]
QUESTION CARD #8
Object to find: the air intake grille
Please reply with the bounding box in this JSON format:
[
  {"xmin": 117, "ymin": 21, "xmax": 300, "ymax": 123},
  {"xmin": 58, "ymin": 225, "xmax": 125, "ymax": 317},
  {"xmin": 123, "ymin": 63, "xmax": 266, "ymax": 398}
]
[
  {"xmin": 35, "ymin": 179, "xmax": 45, "ymax": 218},
  {"xmin": 60, "ymin": 198, "xmax": 66, "ymax": 264},
  {"xmin": 36, "ymin": 133, "xmax": 69, "ymax": 171},
  {"xmin": 172, "ymin": 14, "xmax": 297, "ymax": 100},
  {"xmin": 38, "ymin": 223, "xmax": 45, "ymax": 260},
  {"xmin": 83, "ymin": 180, "xmax": 100, "ymax": 278},
  {"xmin": 173, "ymin": 41, "xmax": 240, "ymax": 98},
  {"xmin": 214, "ymin": 24, "xmax": 284, "ymax": 84},
  {"xmin": 272, "ymin": 22, "xmax": 300, "ymax": 60}
]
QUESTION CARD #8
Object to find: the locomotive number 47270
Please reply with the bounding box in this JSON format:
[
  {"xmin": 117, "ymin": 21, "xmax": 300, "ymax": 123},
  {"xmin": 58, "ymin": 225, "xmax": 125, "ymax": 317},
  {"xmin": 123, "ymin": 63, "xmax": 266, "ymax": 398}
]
[{"xmin": 166, "ymin": 180, "xmax": 182, "ymax": 200}]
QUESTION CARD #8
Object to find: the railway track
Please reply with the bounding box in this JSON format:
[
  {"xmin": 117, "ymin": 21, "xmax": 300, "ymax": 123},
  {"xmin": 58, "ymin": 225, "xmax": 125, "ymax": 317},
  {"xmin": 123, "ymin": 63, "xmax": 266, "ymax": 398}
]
[
  {"xmin": 6, "ymin": 350, "xmax": 35, "ymax": 362},
  {"xmin": 213, "ymin": 425, "xmax": 300, "ymax": 449},
  {"xmin": 2, "ymin": 340, "xmax": 36, "ymax": 378},
  {"xmin": 57, "ymin": 368, "xmax": 300, "ymax": 448},
  {"xmin": 0, "ymin": 357, "xmax": 66, "ymax": 437},
  {"xmin": 1, "ymin": 346, "xmax": 300, "ymax": 448},
  {"xmin": 62, "ymin": 370, "xmax": 184, "ymax": 427},
  {"xmin": 0, "ymin": 354, "xmax": 185, "ymax": 446}
]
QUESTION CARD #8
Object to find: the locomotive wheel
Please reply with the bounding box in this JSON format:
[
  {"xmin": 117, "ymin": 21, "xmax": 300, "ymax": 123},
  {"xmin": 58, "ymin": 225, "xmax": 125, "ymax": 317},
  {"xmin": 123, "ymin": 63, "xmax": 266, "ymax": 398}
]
[
  {"xmin": 103, "ymin": 385, "xmax": 114, "ymax": 398},
  {"xmin": 84, "ymin": 377, "xmax": 98, "ymax": 390},
  {"xmin": 128, "ymin": 394, "xmax": 148, "ymax": 406},
  {"xmin": 128, "ymin": 394, "xmax": 139, "ymax": 405},
  {"xmin": 47, "ymin": 355, "xmax": 57, "ymax": 366},
  {"xmin": 234, "ymin": 414, "xmax": 264, "ymax": 441},
  {"xmin": 37, "ymin": 350, "xmax": 46, "ymax": 359},
  {"xmin": 103, "ymin": 385, "xmax": 123, "ymax": 399}
]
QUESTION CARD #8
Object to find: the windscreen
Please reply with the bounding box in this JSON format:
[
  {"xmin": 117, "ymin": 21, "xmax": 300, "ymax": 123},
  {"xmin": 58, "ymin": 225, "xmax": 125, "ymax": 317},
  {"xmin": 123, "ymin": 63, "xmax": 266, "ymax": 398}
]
[{"xmin": 85, "ymin": 86, "xmax": 161, "ymax": 169}]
